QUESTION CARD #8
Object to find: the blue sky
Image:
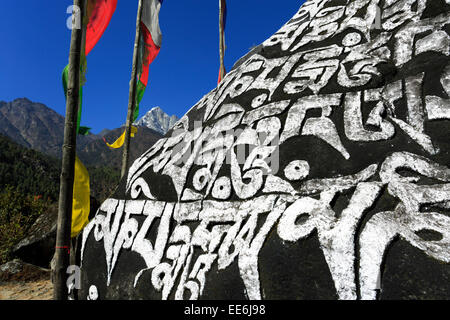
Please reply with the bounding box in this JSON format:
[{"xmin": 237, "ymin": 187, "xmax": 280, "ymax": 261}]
[{"xmin": 0, "ymin": 1, "xmax": 303, "ymax": 134}]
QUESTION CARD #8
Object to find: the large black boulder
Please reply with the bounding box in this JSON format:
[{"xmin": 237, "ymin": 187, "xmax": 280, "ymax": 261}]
[{"xmin": 79, "ymin": 0, "xmax": 450, "ymax": 300}]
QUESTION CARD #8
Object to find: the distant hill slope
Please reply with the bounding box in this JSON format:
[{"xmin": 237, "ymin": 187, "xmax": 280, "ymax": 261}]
[
  {"xmin": 0, "ymin": 98, "xmax": 98, "ymax": 158},
  {"xmin": 0, "ymin": 134, "xmax": 121, "ymax": 203},
  {"xmin": 0, "ymin": 134, "xmax": 60, "ymax": 200},
  {"xmin": 80, "ymin": 126, "xmax": 163, "ymax": 169},
  {"xmin": 0, "ymin": 98, "xmax": 164, "ymax": 170}
]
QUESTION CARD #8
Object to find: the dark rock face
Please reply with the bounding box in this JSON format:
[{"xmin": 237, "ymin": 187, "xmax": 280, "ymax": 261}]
[
  {"xmin": 13, "ymin": 198, "xmax": 100, "ymax": 269},
  {"xmin": 12, "ymin": 204, "xmax": 58, "ymax": 268},
  {"xmin": 79, "ymin": 0, "xmax": 450, "ymax": 300}
]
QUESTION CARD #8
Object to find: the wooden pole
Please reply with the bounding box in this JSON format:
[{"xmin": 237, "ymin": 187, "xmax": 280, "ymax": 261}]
[
  {"xmin": 121, "ymin": 0, "xmax": 144, "ymax": 178},
  {"xmin": 219, "ymin": 0, "xmax": 226, "ymax": 82},
  {"xmin": 53, "ymin": 0, "xmax": 85, "ymax": 300}
]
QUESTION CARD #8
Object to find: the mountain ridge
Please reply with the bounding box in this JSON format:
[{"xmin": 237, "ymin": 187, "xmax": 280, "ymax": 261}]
[
  {"xmin": 0, "ymin": 98, "xmax": 164, "ymax": 169},
  {"xmin": 134, "ymin": 106, "xmax": 179, "ymax": 135},
  {"xmin": 0, "ymin": 98, "xmax": 98, "ymax": 158}
]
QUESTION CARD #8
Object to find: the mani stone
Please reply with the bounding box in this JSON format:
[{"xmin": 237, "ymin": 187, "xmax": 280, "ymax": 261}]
[{"xmin": 79, "ymin": 0, "xmax": 450, "ymax": 300}]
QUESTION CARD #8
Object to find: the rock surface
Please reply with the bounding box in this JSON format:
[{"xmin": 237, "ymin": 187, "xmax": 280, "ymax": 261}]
[
  {"xmin": 0, "ymin": 259, "xmax": 50, "ymax": 283},
  {"xmin": 12, "ymin": 205, "xmax": 58, "ymax": 268},
  {"xmin": 79, "ymin": 0, "xmax": 450, "ymax": 300},
  {"xmin": 13, "ymin": 198, "xmax": 100, "ymax": 268}
]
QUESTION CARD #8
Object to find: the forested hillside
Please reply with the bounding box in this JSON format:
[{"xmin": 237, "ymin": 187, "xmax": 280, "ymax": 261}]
[
  {"xmin": 0, "ymin": 134, "xmax": 120, "ymax": 202},
  {"xmin": 0, "ymin": 134, "xmax": 60, "ymax": 201},
  {"xmin": 0, "ymin": 134, "xmax": 121, "ymax": 264}
]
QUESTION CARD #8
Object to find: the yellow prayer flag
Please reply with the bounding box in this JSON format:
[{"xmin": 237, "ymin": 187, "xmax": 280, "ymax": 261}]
[
  {"xmin": 104, "ymin": 126, "xmax": 138, "ymax": 149},
  {"xmin": 71, "ymin": 156, "xmax": 90, "ymax": 238}
]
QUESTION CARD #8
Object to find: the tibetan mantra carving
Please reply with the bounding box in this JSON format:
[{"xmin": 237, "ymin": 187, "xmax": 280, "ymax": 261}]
[{"xmin": 80, "ymin": 0, "xmax": 450, "ymax": 300}]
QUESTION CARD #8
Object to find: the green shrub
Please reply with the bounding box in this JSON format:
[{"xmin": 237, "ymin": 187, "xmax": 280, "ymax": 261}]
[
  {"xmin": 88, "ymin": 166, "xmax": 120, "ymax": 203},
  {"xmin": 0, "ymin": 185, "xmax": 49, "ymax": 265}
]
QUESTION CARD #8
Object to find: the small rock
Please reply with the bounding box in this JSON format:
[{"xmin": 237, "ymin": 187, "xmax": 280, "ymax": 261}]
[{"xmin": 0, "ymin": 259, "xmax": 50, "ymax": 283}]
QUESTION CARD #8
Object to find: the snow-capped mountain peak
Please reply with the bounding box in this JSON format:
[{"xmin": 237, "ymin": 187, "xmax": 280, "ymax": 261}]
[{"xmin": 134, "ymin": 107, "xmax": 179, "ymax": 135}]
